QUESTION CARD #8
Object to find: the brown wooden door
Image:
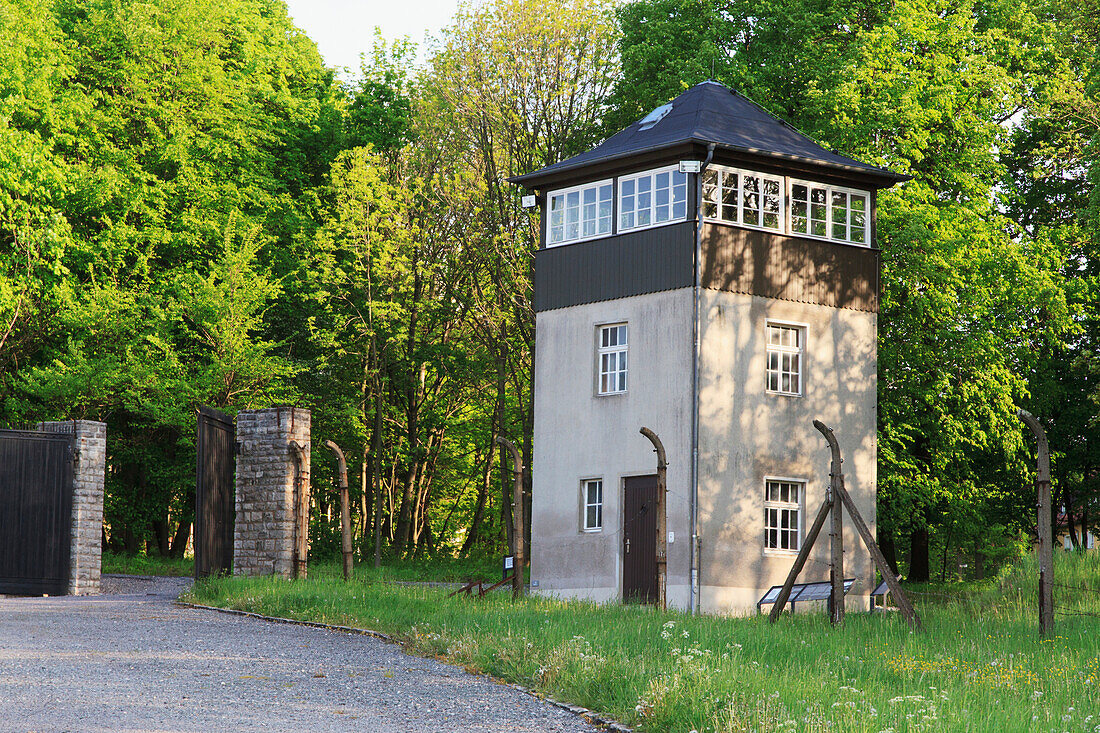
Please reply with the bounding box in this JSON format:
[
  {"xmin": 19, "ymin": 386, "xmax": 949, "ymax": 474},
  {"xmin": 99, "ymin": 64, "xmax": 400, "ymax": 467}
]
[{"xmin": 622, "ymin": 474, "xmax": 658, "ymax": 603}]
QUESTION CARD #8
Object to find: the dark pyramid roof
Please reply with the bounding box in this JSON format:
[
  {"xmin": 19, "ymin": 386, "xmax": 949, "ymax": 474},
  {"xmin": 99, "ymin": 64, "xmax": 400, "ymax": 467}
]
[{"xmin": 511, "ymin": 81, "xmax": 906, "ymax": 187}]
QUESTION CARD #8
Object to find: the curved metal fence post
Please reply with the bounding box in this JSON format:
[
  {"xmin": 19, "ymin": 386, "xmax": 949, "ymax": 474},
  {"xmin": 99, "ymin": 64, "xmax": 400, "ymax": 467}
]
[
  {"xmin": 1018, "ymin": 409, "xmax": 1054, "ymax": 636},
  {"xmin": 324, "ymin": 440, "xmax": 353, "ymax": 581},
  {"xmin": 812, "ymin": 420, "xmax": 922, "ymax": 631},
  {"xmin": 640, "ymin": 427, "xmax": 668, "ymax": 611}
]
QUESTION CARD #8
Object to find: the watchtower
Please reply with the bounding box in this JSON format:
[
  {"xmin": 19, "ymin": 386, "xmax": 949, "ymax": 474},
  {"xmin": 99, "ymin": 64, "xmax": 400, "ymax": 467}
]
[{"xmin": 512, "ymin": 81, "xmax": 906, "ymax": 613}]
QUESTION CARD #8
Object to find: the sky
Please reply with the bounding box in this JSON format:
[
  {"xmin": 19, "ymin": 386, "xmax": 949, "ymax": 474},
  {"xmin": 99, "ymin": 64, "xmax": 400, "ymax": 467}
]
[{"xmin": 283, "ymin": 0, "xmax": 464, "ymax": 75}]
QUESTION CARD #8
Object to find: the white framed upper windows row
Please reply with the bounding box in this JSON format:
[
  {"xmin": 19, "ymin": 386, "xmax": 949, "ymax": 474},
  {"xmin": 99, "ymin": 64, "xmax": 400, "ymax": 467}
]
[
  {"xmin": 545, "ymin": 166, "xmax": 689, "ymax": 247},
  {"xmin": 702, "ymin": 166, "xmax": 871, "ymax": 246},
  {"xmin": 545, "ymin": 165, "xmax": 870, "ymax": 247},
  {"xmin": 548, "ymin": 179, "xmax": 614, "ymax": 246}
]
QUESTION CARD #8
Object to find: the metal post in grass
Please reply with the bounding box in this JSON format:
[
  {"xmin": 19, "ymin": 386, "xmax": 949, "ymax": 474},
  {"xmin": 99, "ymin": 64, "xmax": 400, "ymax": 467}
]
[
  {"xmin": 323, "ymin": 440, "xmax": 353, "ymax": 581},
  {"xmin": 1018, "ymin": 409, "xmax": 1054, "ymax": 636},
  {"xmin": 495, "ymin": 435, "xmax": 524, "ymax": 599},
  {"xmin": 640, "ymin": 427, "xmax": 668, "ymax": 611}
]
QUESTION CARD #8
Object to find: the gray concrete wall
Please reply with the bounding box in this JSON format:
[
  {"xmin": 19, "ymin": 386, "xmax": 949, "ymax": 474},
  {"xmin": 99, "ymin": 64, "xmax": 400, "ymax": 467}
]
[
  {"xmin": 695, "ymin": 290, "xmax": 877, "ymax": 613},
  {"xmin": 234, "ymin": 407, "xmax": 310, "ymax": 578},
  {"xmin": 530, "ymin": 289, "xmax": 695, "ymax": 608},
  {"xmin": 38, "ymin": 420, "xmax": 106, "ymax": 595}
]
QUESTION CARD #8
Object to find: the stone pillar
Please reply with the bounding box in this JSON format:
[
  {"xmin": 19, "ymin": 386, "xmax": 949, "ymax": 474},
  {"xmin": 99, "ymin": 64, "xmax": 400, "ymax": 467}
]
[
  {"xmin": 38, "ymin": 420, "xmax": 106, "ymax": 595},
  {"xmin": 233, "ymin": 407, "xmax": 310, "ymax": 578}
]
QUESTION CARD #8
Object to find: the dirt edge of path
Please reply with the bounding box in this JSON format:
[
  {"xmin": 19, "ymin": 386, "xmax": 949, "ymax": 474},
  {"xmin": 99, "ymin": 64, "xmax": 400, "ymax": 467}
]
[{"xmin": 175, "ymin": 601, "xmax": 634, "ymax": 733}]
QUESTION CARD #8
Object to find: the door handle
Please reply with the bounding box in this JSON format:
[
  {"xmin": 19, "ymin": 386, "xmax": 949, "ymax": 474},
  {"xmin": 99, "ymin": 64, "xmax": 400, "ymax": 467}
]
[{"xmin": 625, "ymin": 538, "xmax": 630, "ymax": 554}]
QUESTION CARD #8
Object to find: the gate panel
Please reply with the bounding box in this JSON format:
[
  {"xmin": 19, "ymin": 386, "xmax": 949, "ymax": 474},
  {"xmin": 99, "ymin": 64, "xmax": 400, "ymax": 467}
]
[
  {"xmin": 623, "ymin": 474, "xmax": 658, "ymax": 603},
  {"xmin": 195, "ymin": 407, "xmax": 235, "ymax": 578},
  {"xmin": 0, "ymin": 429, "xmax": 73, "ymax": 595}
]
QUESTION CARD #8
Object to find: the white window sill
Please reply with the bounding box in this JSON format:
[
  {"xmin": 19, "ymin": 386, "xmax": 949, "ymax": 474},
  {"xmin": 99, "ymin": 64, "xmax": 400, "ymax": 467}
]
[
  {"xmin": 618, "ymin": 217, "xmax": 688, "ymax": 236},
  {"xmin": 766, "ymin": 390, "xmax": 803, "ymax": 398},
  {"xmin": 763, "ymin": 548, "xmax": 799, "ymax": 557}
]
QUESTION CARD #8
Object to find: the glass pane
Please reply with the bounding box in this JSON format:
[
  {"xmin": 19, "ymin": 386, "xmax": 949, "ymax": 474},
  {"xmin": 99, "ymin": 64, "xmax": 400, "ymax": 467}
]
[
  {"xmin": 621, "ymin": 211, "xmax": 634, "ymax": 229},
  {"xmin": 587, "ymin": 506, "xmax": 597, "ymax": 528},
  {"xmin": 833, "ymin": 222, "xmax": 847, "ymax": 239},
  {"xmin": 595, "ymin": 505, "xmax": 602, "ymax": 528},
  {"xmin": 850, "ymin": 193, "xmax": 866, "ymax": 212},
  {"xmin": 792, "ymin": 183, "xmax": 808, "ymax": 201},
  {"xmin": 832, "ymin": 191, "xmax": 847, "ymax": 221},
  {"xmin": 584, "ymin": 187, "xmax": 596, "ymax": 205},
  {"xmin": 792, "ymin": 200, "xmax": 807, "ymax": 218},
  {"xmin": 792, "ymin": 216, "xmax": 807, "ymax": 233},
  {"xmin": 550, "ymin": 225, "xmax": 563, "ymax": 243},
  {"xmin": 768, "ymin": 373, "xmax": 778, "ymax": 391},
  {"xmin": 622, "ymin": 179, "xmax": 635, "ymax": 196},
  {"xmin": 812, "ymin": 219, "xmax": 827, "ymax": 237},
  {"xmin": 672, "ymin": 201, "xmax": 686, "ymax": 219},
  {"xmin": 704, "ymin": 201, "xmax": 718, "ymax": 218},
  {"xmin": 567, "ymin": 190, "xmax": 580, "ymax": 209},
  {"xmin": 810, "ymin": 188, "xmax": 827, "ymax": 204},
  {"xmin": 600, "ymin": 184, "xmax": 613, "ymax": 202},
  {"xmin": 763, "ymin": 212, "xmax": 779, "ymax": 229},
  {"xmin": 637, "ymin": 176, "xmax": 651, "ymax": 193},
  {"xmin": 655, "ymin": 171, "xmax": 669, "ymax": 189}
]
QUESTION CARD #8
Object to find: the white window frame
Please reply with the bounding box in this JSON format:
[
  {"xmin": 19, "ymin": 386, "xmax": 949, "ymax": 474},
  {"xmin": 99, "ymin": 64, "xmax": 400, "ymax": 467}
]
[
  {"xmin": 788, "ymin": 178, "xmax": 871, "ymax": 246},
  {"xmin": 617, "ymin": 164, "xmax": 689, "ymax": 233},
  {"xmin": 702, "ymin": 165, "xmax": 785, "ymax": 233},
  {"xmin": 765, "ymin": 320, "xmax": 805, "ymax": 397},
  {"xmin": 597, "ymin": 323, "xmax": 628, "ymax": 395},
  {"xmin": 547, "ymin": 178, "xmax": 614, "ymax": 247},
  {"xmin": 581, "ymin": 478, "xmax": 603, "ymax": 532},
  {"xmin": 764, "ymin": 477, "xmax": 805, "ymax": 555}
]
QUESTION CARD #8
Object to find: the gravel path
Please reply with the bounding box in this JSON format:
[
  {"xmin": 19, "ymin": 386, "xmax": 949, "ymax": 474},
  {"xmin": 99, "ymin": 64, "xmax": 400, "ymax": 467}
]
[{"xmin": 0, "ymin": 576, "xmax": 603, "ymax": 733}]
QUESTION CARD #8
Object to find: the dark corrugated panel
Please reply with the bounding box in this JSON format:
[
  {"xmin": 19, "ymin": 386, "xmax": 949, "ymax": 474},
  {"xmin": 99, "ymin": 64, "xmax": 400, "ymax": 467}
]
[
  {"xmin": 535, "ymin": 223, "xmax": 695, "ymax": 311},
  {"xmin": 701, "ymin": 223, "xmax": 879, "ymax": 312},
  {"xmin": 0, "ymin": 429, "xmax": 72, "ymax": 595}
]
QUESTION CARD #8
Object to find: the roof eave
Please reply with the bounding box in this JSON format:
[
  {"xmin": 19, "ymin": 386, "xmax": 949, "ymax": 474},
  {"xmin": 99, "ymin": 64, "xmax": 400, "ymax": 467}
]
[{"xmin": 509, "ymin": 138, "xmax": 910, "ymax": 188}]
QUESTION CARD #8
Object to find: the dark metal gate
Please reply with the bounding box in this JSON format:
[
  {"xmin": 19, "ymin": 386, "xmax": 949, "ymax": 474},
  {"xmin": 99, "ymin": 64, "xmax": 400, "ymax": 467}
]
[
  {"xmin": 623, "ymin": 474, "xmax": 658, "ymax": 603},
  {"xmin": 195, "ymin": 407, "xmax": 235, "ymax": 578},
  {"xmin": 0, "ymin": 429, "xmax": 73, "ymax": 595}
]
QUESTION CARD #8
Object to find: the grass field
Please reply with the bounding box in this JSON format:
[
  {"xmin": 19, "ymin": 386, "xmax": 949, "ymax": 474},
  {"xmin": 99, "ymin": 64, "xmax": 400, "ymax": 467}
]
[
  {"xmin": 187, "ymin": 552, "xmax": 1100, "ymax": 732},
  {"xmin": 102, "ymin": 550, "xmax": 195, "ymax": 577}
]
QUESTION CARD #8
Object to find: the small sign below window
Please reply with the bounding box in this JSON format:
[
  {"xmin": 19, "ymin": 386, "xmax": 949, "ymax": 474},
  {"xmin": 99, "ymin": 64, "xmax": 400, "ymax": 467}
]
[
  {"xmin": 503, "ymin": 554, "xmax": 514, "ymax": 580},
  {"xmin": 679, "ymin": 160, "xmax": 701, "ymax": 174},
  {"xmin": 521, "ymin": 194, "xmax": 537, "ymax": 208}
]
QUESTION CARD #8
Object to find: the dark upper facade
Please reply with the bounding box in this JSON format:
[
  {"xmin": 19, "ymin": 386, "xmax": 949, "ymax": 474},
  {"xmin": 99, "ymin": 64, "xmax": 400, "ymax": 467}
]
[{"xmin": 510, "ymin": 81, "xmax": 907, "ymax": 313}]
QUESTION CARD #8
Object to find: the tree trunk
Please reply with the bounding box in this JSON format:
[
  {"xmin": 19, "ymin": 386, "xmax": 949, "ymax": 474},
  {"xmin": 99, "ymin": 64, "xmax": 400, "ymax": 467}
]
[
  {"xmin": 878, "ymin": 529, "xmax": 899, "ymax": 575},
  {"xmin": 151, "ymin": 519, "xmax": 170, "ymax": 556},
  {"xmin": 909, "ymin": 526, "xmax": 930, "ymax": 582},
  {"xmin": 169, "ymin": 520, "xmax": 191, "ymax": 558},
  {"xmin": 495, "ymin": 342, "xmax": 513, "ymax": 553},
  {"xmin": 461, "ymin": 444, "xmax": 493, "ymax": 556}
]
